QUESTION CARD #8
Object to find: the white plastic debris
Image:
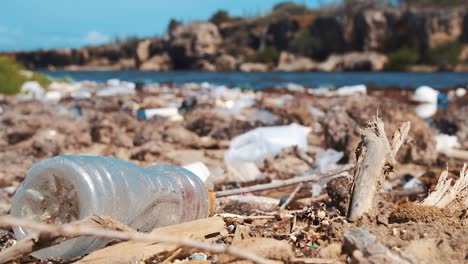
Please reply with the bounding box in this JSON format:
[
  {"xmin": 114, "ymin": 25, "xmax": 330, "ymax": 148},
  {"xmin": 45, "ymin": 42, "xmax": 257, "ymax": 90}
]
[
  {"xmin": 435, "ymin": 134, "xmax": 461, "ymax": 152},
  {"xmin": 414, "ymin": 103, "xmax": 437, "ymax": 119},
  {"xmin": 403, "ymin": 177, "xmax": 424, "ymax": 189},
  {"xmin": 455, "ymin": 87, "xmax": 467, "ymax": 97},
  {"xmin": 137, "ymin": 107, "xmax": 180, "ymax": 120},
  {"xmin": 19, "ymin": 81, "xmax": 44, "ymax": 100},
  {"xmin": 44, "ymin": 91, "xmax": 62, "ymax": 104},
  {"xmin": 183, "ymin": 162, "xmax": 211, "ymax": 182},
  {"xmin": 335, "ymin": 84, "xmax": 367, "ymax": 96},
  {"xmin": 224, "ymin": 124, "xmax": 310, "ymax": 182},
  {"xmin": 70, "ymin": 90, "xmax": 92, "ymax": 100},
  {"xmin": 315, "ymin": 149, "xmax": 344, "ymax": 173},
  {"xmin": 412, "ymin": 86, "xmax": 438, "ymax": 103}
]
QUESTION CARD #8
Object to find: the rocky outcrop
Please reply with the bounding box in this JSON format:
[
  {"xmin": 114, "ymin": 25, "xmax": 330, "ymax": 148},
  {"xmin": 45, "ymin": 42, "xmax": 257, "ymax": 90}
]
[
  {"xmin": 276, "ymin": 51, "xmax": 316, "ymax": 71},
  {"xmin": 239, "ymin": 62, "xmax": 269, "ymax": 72},
  {"xmin": 266, "ymin": 19, "xmax": 299, "ymax": 51},
  {"xmin": 318, "ymin": 52, "xmax": 388, "ymax": 72},
  {"xmin": 309, "ymin": 16, "xmax": 347, "ymax": 60},
  {"xmin": 5, "ymin": 6, "xmax": 468, "ymax": 72},
  {"xmin": 168, "ymin": 22, "xmax": 222, "ymax": 69},
  {"xmin": 353, "ymin": 9, "xmax": 400, "ymax": 52},
  {"xmin": 215, "ymin": 54, "xmax": 237, "ymax": 71},
  {"xmin": 139, "ymin": 53, "xmax": 172, "ymax": 71}
]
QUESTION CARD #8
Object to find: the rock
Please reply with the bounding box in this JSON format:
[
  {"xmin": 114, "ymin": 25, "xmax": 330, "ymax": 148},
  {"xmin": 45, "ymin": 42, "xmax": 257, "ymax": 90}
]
[
  {"xmin": 266, "ymin": 18, "xmax": 299, "ymax": 51},
  {"xmin": 353, "ymin": 9, "xmax": 400, "ymax": 52},
  {"xmin": 310, "ymin": 16, "xmax": 347, "ymax": 60},
  {"xmin": 136, "ymin": 40, "xmax": 151, "ymax": 64},
  {"xmin": 215, "ymin": 54, "xmax": 237, "ymax": 71},
  {"xmin": 318, "ymin": 52, "xmax": 388, "ymax": 71},
  {"xmin": 398, "ymin": 9, "xmax": 465, "ymax": 51},
  {"xmin": 195, "ymin": 59, "xmax": 216, "ymax": 71},
  {"xmin": 169, "ymin": 22, "xmax": 222, "ymax": 69},
  {"xmin": 276, "ymin": 51, "xmax": 317, "ymax": 71},
  {"xmin": 139, "ymin": 53, "xmax": 172, "ymax": 71},
  {"xmin": 341, "ymin": 52, "xmax": 388, "ymax": 71},
  {"xmin": 239, "ymin": 62, "xmax": 269, "ymax": 72},
  {"xmin": 32, "ymin": 129, "xmax": 65, "ymax": 156}
]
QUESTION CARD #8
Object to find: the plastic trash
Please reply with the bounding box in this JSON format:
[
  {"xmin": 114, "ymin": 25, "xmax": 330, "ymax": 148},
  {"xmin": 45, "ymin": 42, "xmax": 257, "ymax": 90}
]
[
  {"xmin": 315, "ymin": 149, "xmax": 344, "ymax": 174},
  {"xmin": 224, "ymin": 124, "xmax": 310, "ymax": 182},
  {"xmin": 335, "ymin": 84, "xmax": 367, "ymax": 96},
  {"xmin": 412, "ymin": 86, "xmax": 438, "ymax": 103},
  {"xmin": 179, "ymin": 98, "xmax": 198, "ymax": 114},
  {"xmin": 414, "ymin": 103, "xmax": 437, "ymax": 119},
  {"xmin": 137, "ymin": 107, "xmax": 181, "ymax": 120},
  {"xmin": 183, "ymin": 162, "xmax": 211, "ymax": 182},
  {"xmin": 70, "ymin": 90, "xmax": 92, "ymax": 100},
  {"xmin": 19, "ymin": 81, "xmax": 44, "ymax": 100},
  {"xmin": 44, "ymin": 91, "xmax": 62, "ymax": 104},
  {"xmin": 11, "ymin": 155, "xmax": 210, "ymax": 259},
  {"xmin": 403, "ymin": 177, "xmax": 424, "ymax": 190},
  {"xmin": 435, "ymin": 134, "xmax": 461, "ymax": 151}
]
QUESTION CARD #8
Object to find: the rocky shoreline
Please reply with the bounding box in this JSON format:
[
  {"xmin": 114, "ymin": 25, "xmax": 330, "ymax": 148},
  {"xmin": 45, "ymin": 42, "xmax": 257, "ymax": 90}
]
[{"xmin": 3, "ymin": 4, "xmax": 468, "ymax": 72}]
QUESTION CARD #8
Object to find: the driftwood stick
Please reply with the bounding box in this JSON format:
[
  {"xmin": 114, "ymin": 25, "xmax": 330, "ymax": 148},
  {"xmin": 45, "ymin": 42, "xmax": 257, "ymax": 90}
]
[
  {"xmin": 280, "ymin": 183, "xmax": 304, "ymax": 210},
  {"xmin": 343, "ymin": 228, "xmax": 414, "ymax": 264},
  {"xmin": 216, "ymin": 164, "xmax": 354, "ymax": 198},
  {"xmin": 347, "ymin": 118, "xmax": 410, "ymax": 221},
  {"xmin": 0, "ymin": 215, "xmax": 133, "ymax": 264},
  {"xmin": 0, "ymin": 215, "xmax": 275, "ymax": 264}
]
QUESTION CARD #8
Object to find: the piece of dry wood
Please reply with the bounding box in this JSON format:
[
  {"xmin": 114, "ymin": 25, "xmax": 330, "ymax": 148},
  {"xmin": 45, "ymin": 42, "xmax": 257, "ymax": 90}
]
[
  {"xmin": 280, "ymin": 183, "xmax": 304, "ymax": 210},
  {"xmin": 421, "ymin": 164, "xmax": 468, "ymax": 209},
  {"xmin": 343, "ymin": 228, "xmax": 414, "ymax": 264},
  {"xmin": 0, "ymin": 215, "xmax": 133, "ymax": 264},
  {"xmin": 293, "ymin": 257, "xmax": 339, "ymax": 264},
  {"xmin": 438, "ymin": 148, "xmax": 468, "ymax": 160},
  {"xmin": 0, "ymin": 216, "xmax": 275, "ymax": 264},
  {"xmin": 347, "ymin": 118, "xmax": 410, "ymax": 221},
  {"xmin": 216, "ymin": 164, "xmax": 354, "ymax": 198},
  {"xmin": 294, "ymin": 146, "xmax": 315, "ymax": 167}
]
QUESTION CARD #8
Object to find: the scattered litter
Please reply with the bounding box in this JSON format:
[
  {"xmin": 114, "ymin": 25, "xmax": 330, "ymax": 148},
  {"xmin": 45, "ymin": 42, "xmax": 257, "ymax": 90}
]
[
  {"xmin": 224, "ymin": 124, "xmax": 310, "ymax": 182},
  {"xmin": 335, "ymin": 84, "xmax": 367, "ymax": 96},
  {"xmin": 10, "ymin": 156, "xmax": 210, "ymax": 259},
  {"xmin": 183, "ymin": 162, "xmax": 211, "ymax": 182},
  {"xmin": 412, "ymin": 86, "xmax": 439, "ymax": 103}
]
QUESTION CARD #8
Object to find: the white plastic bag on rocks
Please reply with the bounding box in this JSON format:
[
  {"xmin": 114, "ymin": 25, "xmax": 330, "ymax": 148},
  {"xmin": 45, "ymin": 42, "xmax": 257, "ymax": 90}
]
[
  {"xmin": 224, "ymin": 124, "xmax": 310, "ymax": 182},
  {"xmin": 412, "ymin": 86, "xmax": 438, "ymax": 103},
  {"xmin": 18, "ymin": 81, "xmax": 44, "ymax": 100},
  {"xmin": 335, "ymin": 84, "xmax": 367, "ymax": 96},
  {"xmin": 311, "ymin": 148, "xmax": 344, "ymax": 197}
]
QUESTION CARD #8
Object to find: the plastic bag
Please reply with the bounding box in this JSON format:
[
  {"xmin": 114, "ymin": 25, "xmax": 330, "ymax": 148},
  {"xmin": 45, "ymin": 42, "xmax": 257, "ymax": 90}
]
[{"xmin": 224, "ymin": 124, "xmax": 310, "ymax": 182}]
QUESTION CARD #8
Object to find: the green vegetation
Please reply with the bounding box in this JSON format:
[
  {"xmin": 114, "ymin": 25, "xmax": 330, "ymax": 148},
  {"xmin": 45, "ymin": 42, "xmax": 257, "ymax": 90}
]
[
  {"xmin": 249, "ymin": 46, "xmax": 278, "ymax": 64},
  {"xmin": 421, "ymin": 41, "xmax": 462, "ymax": 67},
  {"xmin": 210, "ymin": 10, "xmax": 231, "ymax": 26},
  {"xmin": 291, "ymin": 29, "xmax": 319, "ymax": 59},
  {"xmin": 167, "ymin": 19, "xmax": 182, "ymax": 33},
  {"xmin": 271, "ymin": 2, "xmax": 310, "ymax": 16},
  {"xmin": 0, "ymin": 56, "xmax": 52, "ymax": 95},
  {"xmin": 384, "ymin": 47, "xmax": 420, "ymax": 71}
]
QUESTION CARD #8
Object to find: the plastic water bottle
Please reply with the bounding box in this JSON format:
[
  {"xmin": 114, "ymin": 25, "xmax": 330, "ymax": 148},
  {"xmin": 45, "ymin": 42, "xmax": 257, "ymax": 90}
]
[{"xmin": 10, "ymin": 156, "xmax": 210, "ymax": 260}]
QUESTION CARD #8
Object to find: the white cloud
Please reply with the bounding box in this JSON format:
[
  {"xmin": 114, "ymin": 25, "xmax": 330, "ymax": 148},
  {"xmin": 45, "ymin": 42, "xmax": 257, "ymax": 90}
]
[{"xmin": 83, "ymin": 31, "xmax": 110, "ymax": 45}]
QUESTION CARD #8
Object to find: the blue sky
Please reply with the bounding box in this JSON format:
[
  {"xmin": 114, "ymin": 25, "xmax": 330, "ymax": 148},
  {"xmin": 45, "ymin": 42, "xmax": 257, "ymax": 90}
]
[{"xmin": 0, "ymin": 0, "xmax": 338, "ymax": 52}]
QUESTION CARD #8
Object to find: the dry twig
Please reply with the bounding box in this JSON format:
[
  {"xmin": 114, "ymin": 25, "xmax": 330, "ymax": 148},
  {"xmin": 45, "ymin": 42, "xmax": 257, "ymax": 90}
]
[
  {"xmin": 216, "ymin": 164, "xmax": 354, "ymax": 198},
  {"xmin": 0, "ymin": 215, "xmax": 276, "ymax": 264},
  {"xmin": 280, "ymin": 183, "xmax": 304, "ymax": 210}
]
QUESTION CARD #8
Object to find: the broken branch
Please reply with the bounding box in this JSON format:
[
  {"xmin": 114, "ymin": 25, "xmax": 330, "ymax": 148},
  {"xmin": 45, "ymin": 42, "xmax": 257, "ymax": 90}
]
[
  {"xmin": 0, "ymin": 215, "xmax": 275, "ymax": 264},
  {"xmin": 215, "ymin": 164, "xmax": 354, "ymax": 198}
]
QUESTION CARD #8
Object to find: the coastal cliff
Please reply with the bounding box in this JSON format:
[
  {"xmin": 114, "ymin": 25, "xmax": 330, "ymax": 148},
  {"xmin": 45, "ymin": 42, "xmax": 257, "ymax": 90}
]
[{"xmin": 4, "ymin": 4, "xmax": 468, "ymax": 72}]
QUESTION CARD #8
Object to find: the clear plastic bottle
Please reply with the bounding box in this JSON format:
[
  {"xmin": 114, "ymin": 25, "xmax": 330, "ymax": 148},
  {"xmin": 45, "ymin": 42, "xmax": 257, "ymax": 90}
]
[{"xmin": 10, "ymin": 155, "xmax": 210, "ymax": 260}]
